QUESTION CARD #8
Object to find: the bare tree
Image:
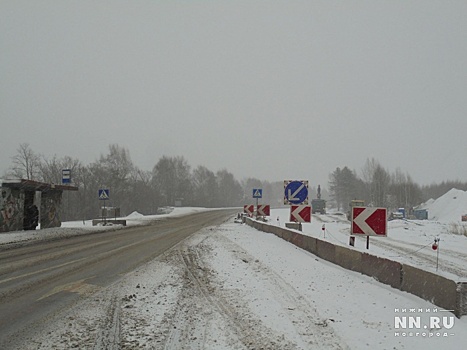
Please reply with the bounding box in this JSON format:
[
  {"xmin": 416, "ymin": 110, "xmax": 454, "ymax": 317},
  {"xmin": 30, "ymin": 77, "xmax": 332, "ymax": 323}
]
[
  {"xmin": 39, "ymin": 155, "xmax": 82, "ymax": 184},
  {"xmin": 216, "ymin": 169, "xmax": 242, "ymax": 207},
  {"xmin": 361, "ymin": 158, "xmax": 391, "ymax": 207},
  {"xmin": 328, "ymin": 166, "xmax": 360, "ymax": 211},
  {"xmin": 8, "ymin": 143, "xmax": 41, "ymax": 180},
  {"xmin": 192, "ymin": 165, "xmax": 218, "ymax": 207},
  {"xmin": 127, "ymin": 168, "xmax": 157, "ymax": 214},
  {"xmin": 151, "ymin": 156, "xmax": 192, "ymax": 206},
  {"xmin": 95, "ymin": 144, "xmax": 135, "ymax": 214},
  {"xmin": 390, "ymin": 168, "xmax": 422, "ymax": 210}
]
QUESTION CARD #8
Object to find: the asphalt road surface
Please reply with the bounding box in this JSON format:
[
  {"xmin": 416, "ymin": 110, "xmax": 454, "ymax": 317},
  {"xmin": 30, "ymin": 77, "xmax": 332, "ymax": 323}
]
[{"xmin": 0, "ymin": 209, "xmax": 237, "ymax": 349}]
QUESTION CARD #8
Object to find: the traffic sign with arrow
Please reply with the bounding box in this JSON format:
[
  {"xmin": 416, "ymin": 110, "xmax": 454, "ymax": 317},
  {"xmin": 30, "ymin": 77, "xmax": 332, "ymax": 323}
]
[
  {"xmin": 351, "ymin": 207, "xmax": 387, "ymax": 236},
  {"xmin": 257, "ymin": 204, "xmax": 270, "ymax": 216},
  {"xmin": 243, "ymin": 205, "xmax": 254, "ymax": 216},
  {"xmin": 284, "ymin": 180, "xmax": 308, "ymax": 205},
  {"xmin": 290, "ymin": 205, "xmax": 311, "ymax": 223}
]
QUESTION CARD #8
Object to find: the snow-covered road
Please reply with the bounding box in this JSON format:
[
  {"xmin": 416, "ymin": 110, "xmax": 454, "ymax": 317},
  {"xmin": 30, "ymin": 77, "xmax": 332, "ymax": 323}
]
[{"xmin": 10, "ymin": 210, "xmax": 467, "ymax": 350}]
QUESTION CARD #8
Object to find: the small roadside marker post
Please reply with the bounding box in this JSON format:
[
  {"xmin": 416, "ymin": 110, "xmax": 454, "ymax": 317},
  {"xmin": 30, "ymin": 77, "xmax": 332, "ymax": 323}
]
[{"xmin": 432, "ymin": 238, "xmax": 440, "ymax": 271}]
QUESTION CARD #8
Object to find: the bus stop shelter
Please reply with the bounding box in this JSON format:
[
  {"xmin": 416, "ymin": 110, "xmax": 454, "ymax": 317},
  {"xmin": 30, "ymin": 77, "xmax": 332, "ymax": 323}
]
[{"xmin": 0, "ymin": 179, "xmax": 78, "ymax": 233}]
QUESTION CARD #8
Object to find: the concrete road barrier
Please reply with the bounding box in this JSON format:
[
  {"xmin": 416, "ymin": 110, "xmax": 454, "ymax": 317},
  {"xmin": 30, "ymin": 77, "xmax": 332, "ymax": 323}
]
[
  {"xmin": 334, "ymin": 245, "xmax": 362, "ymax": 272},
  {"xmin": 361, "ymin": 253, "xmax": 402, "ymax": 289},
  {"xmin": 401, "ymin": 264, "xmax": 458, "ymax": 314},
  {"xmin": 245, "ymin": 217, "xmax": 467, "ymax": 317}
]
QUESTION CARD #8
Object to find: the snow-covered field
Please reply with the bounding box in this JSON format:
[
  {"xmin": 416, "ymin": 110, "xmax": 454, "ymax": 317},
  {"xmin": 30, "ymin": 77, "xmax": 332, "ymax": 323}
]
[
  {"xmin": 3, "ymin": 189, "xmax": 467, "ymax": 349},
  {"xmin": 270, "ymin": 188, "xmax": 467, "ymax": 282}
]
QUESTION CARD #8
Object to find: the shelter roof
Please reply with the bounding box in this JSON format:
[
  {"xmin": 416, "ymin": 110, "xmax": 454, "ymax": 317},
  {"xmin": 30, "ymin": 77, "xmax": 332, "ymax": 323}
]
[{"xmin": 1, "ymin": 179, "xmax": 78, "ymax": 192}]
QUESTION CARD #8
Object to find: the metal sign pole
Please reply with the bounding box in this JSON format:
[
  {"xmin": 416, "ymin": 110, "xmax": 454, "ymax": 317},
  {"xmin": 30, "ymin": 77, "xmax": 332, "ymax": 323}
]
[{"xmin": 104, "ymin": 199, "xmax": 107, "ymax": 225}]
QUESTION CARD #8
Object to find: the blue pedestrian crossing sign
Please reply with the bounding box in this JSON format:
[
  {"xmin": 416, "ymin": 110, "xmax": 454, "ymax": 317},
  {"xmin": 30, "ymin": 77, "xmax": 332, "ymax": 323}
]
[
  {"xmin": 98, "ymin": 189, "xmax": 110, "ymax": 200},
  {"xmin": 284, "ymin": 180, "xmax": 308, "ymax": 205},
  {"xmin": 253, "ymin": 188, "xmax": 262, "ymax": 198}
]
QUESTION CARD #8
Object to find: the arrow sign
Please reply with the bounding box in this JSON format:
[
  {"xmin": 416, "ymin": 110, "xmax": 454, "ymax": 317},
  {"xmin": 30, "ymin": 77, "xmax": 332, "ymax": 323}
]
[
  {"xmin": 284, "ymin": 180, "xmax": 309, "ymax": 205},
  {"xmin": 257, "ymin": 204, "xmax": 270, "ymax": 216},
  {"xmin": 351, "ymin": 207, "xmax": 387, "ymax": 236},
  {"xmin": 243, "ymin": 205, "xmax": 254, "ymax": 216},
  {"xmin": 290, "ymin": 205, "xmax": 311, "ymax": 223}
]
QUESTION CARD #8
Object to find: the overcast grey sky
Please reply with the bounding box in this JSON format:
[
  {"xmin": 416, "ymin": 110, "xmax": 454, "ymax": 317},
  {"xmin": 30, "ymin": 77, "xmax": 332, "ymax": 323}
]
[{"xmin": 1, "ymin": 1, "xmax": 466, "ymax": 188}]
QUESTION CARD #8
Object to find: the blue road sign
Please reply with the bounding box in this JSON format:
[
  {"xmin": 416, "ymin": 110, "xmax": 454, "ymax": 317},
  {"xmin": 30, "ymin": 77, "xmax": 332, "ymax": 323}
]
[
  {"xmin": 98, "ymin": 189, "xmax": 110, "ymax": 200},
  {"xmin": 62, "ymin": 169, "xmax": 71, "ymax": 184},
  {"xmin": 253, "ymin": 188, "xmax": 262, "ymax": 198},
  {"xmin": 284, "ymin": 180, "xmax": 308, "ymax": 205}
]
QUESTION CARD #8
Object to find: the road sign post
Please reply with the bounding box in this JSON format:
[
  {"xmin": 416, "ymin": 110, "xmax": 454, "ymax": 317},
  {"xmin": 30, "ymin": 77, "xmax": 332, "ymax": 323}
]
[
  {"xmin": 257, "ymin": 204, "xmax": 270, "ymax": 217},
  {"xmin": 98, "ymin": 189, "xmax": 110, "ymax": 225},
  {"xmin": 284, "ymin": 181, "xmax": 310, "ymax": 229},
  {"xmin": 290, "ymin": 205, "xmax": 311, "ymax": 223},
  {"xmin": 62, "ymin": 169, "xmax": 71, "ymax": 221},
  {"xmin": 243, "ymin": 205, "xmax": 254, "ymax": 217},
  {"xmin": 351, "ymin": 206, "xmax": 387, "ymax": 249},
  {"xmin": 253, "ymin": 188, "xmax": 262, "ymax": 207}
]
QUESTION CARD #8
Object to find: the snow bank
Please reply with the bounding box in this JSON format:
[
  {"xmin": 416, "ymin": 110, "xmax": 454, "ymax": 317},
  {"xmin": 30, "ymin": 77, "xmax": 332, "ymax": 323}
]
[
  {"xmin": 126, "ymin": 211, "xmax": 144, "ymax": 218},
  {"xmin": 424, "ymin": 188, "xmax": 467, "ymax": 222},
  {"xmin": 0, "ymin": 207, "xmax": 214, "ymax": 247}
]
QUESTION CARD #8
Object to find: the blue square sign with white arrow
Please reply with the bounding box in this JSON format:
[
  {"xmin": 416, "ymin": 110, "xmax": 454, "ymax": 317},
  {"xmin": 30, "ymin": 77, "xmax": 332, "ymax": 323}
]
[{"xmin": 284, "ymin": 180, "xmax": 308, "ymax": 205}]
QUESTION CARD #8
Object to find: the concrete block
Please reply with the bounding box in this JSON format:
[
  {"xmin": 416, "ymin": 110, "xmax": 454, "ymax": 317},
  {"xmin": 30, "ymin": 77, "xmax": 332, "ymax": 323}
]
[
  {"xmin": 302, "ymin": 236, "xmax": 317, "ymax": 255},
  {"xmin": 334, "ymin": 245, "xmax": 362, "ymax": 272},
  {"xmin": 401, "ymin": 264, "xmax": 457, "ymax": 312},
  {"xmin": 456, "ymin": 282, "xmax": 467, "ymax": 317},
  {"xmin": 290, "ymin": 232, "xmax": 304, "ymax": 249},
  {"xmin": 285, "ymin": 222, "xmax": 302, "ymax": 231},
  {"xmin": 361, "ymin": 253, "xmax": 402, "ymax": 288},
  {"xmin": 316, "ymin": 239, "xmax": 336, "ymax": 262}
]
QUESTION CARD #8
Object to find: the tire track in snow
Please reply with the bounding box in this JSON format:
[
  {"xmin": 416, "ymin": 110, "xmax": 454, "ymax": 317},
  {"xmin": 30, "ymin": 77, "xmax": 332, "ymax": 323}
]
[
  {"xmin": 93, "ymin": 294, "xmax": 121, "ymax": 350},
  {"xmin": 177, "ymin": 244, "xmax": 273, "ymax": 349},
  {"xmin": 196, "ymin": 230, "xmax": 350, "ymax": 350}
]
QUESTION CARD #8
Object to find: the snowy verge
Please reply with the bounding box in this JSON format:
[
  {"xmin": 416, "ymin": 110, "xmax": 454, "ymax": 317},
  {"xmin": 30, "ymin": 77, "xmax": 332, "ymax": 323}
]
[
  {"xmin": 18, "ymin": 220, "xmax": 467, "ymax": 350},
  {"xmin": 0, "ymin": 207, "xmax": 217, "ymax": 248}
]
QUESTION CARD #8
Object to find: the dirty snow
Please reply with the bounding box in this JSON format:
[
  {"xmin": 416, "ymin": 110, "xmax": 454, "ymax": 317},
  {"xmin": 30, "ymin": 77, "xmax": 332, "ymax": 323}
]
[{"xmin": 3, "ymin": 190, "xmax": 467, "ymax": 349}]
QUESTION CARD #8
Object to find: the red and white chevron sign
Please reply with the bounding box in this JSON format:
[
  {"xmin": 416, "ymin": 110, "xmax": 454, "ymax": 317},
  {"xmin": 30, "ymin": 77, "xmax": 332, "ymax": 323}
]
[
  {"xmin": 290, "ymin": 205, "xmax": 311, "ymax": 223},
  {"xmin": 243, "ymin": 205, "xmax": 254, "ymax": 216},
  {"xmin": 257, "ymin": 204, "xmax": 270, "ymax": 216},
  {"xmin": 351, "ymin": 207, "xmax": 387, "ymax": 236}
]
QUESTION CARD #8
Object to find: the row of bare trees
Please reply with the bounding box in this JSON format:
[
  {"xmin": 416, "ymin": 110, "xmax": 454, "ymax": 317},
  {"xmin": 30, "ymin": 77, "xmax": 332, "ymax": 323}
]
[
  {"xmin": 328, "ymin": 159, "xmax": 423, "ymax": 211},
  {"xmin": 328, "ymin": 158, "xmax": 467, "ymax": 212},
  {"xmin": 4, "ymin": 144, "xmax": 280, "ymax": 220},
  {"xmin": 7, "ymin": 144, "xmax": 463, "ymax": 219}
]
